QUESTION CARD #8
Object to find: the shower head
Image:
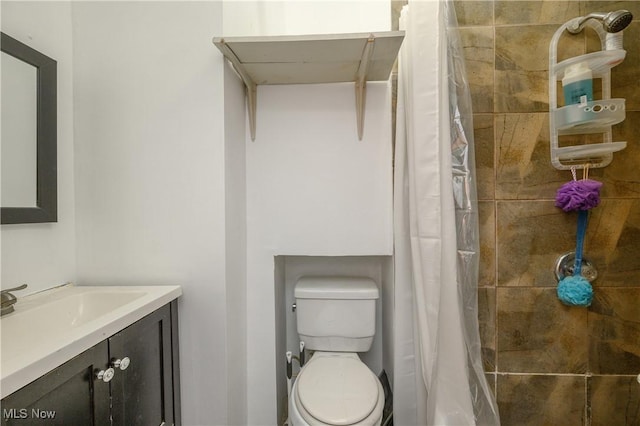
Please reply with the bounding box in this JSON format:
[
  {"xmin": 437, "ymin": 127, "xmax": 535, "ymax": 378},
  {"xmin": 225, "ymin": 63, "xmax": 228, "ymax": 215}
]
[
  {"xmin": 606, "ymin": 10, "xmax": 634, "ymax": 32},
  {"xmin": 567, "ymin": 10, "xmax": 633, "ymax": 34}
]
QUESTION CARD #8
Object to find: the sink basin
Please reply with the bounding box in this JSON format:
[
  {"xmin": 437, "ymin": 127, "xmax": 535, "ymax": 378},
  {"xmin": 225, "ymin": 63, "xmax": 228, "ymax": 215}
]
[
  {"xmin": 2, "ymin": 291, "xmax": 145, "ymax": 338},
  {"xmin": 0, "ymin": 284, "xmax": 181, "ymax": 398}
]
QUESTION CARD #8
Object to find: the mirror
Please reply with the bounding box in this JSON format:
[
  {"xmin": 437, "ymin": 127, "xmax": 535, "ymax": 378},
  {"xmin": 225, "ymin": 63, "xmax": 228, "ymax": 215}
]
[{"xmin": 1, "ymin": 32, "xmax": 57, "ymax": 224}]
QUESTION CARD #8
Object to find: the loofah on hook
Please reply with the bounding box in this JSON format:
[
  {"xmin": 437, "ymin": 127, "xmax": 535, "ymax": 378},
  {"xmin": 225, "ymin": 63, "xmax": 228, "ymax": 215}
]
[
  {"xmin": 555, "ymin": 179, "xmax": 602, "ymax": 212},
  {"xmin": 557, "ymin": 275, "xmax": 593, "ymax": 307}
]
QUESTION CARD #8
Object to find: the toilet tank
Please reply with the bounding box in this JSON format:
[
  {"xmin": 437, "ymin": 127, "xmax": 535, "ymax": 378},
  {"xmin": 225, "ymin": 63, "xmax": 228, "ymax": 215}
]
[{"xmin": 294, "ymin": 276, "xmax": 379, "ymax": 352}]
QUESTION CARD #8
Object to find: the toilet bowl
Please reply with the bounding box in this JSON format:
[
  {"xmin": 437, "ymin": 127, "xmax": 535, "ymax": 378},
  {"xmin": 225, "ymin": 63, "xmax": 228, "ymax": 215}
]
[
  {"xmin": 289, "ymin": 352, "xmax": 384, "ymax": 426},
  {"xmin": 290, "ymin": 276, "xmax": 383, "ymax": 426}
]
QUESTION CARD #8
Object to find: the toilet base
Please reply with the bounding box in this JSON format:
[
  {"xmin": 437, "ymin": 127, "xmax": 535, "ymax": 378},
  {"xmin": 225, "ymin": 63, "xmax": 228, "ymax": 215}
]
[{"xmin": 288, "ymin": 353, "xmax": 384, "ymax": 426}]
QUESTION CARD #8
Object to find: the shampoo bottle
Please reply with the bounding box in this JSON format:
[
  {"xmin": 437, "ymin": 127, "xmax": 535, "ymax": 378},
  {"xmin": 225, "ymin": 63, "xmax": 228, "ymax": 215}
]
[{"xmin": 562, "ymin": 62, "xmax": 594, "ymax": 106}]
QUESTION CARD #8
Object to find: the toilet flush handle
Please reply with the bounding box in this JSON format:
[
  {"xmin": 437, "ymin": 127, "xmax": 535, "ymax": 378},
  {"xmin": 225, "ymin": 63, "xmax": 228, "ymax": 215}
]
[{"xmin": 286, "ymin": 352, "xmax": 293, "ymax": 380}]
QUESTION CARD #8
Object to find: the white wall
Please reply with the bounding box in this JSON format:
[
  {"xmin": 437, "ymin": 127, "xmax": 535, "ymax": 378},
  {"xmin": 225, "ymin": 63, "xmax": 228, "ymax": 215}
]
[
  {"xmin": 246, "ymin": 84, "xmax": 393, "ymax": 254},
  {"xmin": 223, "ymin": 60, "xmax": 248, "ymax": 425},
  {"xmin": 223, "ymin": 0, "xmax": 390, "ymax": 37},
  {"xmin": 245, "ymin": 82, "xmax": 393, "ymax": 424},
  {"xmin": 1, "ymin": 1, "xmax": 76, "ymax": 295},
  {"xmin": 223, "ymin": 2, "xmax": 393, "ymax": 423},
  {"xmin": 71, "ymin": 3, "xmax": 228, "ymax": 425}
]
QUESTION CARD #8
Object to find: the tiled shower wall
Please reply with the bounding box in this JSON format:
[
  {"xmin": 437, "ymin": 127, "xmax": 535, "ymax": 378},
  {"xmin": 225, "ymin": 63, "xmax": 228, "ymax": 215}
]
[
  {"xmin": 454, "ymin": 1, "xmax": 640, "ymax": 424},
  {"xmin": 392, "ymin": 0, "xmax": 640, "ymax": 424}
]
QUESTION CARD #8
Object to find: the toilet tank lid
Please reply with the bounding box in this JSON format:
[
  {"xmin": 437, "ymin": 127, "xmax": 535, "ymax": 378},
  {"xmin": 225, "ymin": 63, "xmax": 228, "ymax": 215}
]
[{"xmin": 295, "ymin": 276, "xmax": 379, "ymax": 300}]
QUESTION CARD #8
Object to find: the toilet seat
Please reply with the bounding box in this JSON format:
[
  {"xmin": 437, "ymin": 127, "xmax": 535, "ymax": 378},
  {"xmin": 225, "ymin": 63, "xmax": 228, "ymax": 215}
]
[{"xmin": 293, "ymin": 353, "xmax": 383, "ymax": 426}]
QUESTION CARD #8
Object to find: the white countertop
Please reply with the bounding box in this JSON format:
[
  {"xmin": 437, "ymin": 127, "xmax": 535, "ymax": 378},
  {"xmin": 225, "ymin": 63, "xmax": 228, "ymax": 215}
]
[{"xmin": 0, "ymin": 284, "xmax": 181, "ymax": 398}]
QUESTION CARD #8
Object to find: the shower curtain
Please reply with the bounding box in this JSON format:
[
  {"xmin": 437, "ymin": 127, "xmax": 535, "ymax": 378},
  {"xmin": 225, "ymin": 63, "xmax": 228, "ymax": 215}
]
[{"xmin": 393, "ymin": 1, "xmax": 500, "ymax": 424}]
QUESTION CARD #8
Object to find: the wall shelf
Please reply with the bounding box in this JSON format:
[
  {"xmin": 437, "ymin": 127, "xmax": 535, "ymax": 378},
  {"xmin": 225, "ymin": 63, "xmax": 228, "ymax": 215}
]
[
  {"xmin": 555, "ymin": 99, "xmax": 625, "ymax": 133},
  {"xmin": 212, "ymin": 31, "xmax": 405, "ymax": 141},
  {"xmin": 554, "ymin": 142, "xmax": 627, "ymax": 160},
  {"xmin": 548, "ymin": 20, "xmax": 627, "ymax": 170},
  {"xmin": 552, "ymin": 49, "xmax": 626, "ymax": 79}
]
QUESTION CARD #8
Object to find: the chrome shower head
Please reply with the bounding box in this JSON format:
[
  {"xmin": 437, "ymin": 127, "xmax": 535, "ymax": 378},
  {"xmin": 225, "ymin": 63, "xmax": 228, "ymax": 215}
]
[
  {"xmin": 567, "ymin": 10, "xmax": 633, "ymax": 34},
  {"xmin": 604, "ymin": 9, "xmax": 634, "ymax": 32}
]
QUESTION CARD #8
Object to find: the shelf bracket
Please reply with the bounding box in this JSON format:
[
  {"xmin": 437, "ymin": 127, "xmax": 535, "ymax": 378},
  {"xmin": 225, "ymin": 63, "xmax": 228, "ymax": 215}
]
[
  {"xmin": 355, "ymin": 35, "xmax": 375, "ymax": 140},
  {"xmin": 215, "ymin": 38, "xmax": 258, "ymax": 141}
]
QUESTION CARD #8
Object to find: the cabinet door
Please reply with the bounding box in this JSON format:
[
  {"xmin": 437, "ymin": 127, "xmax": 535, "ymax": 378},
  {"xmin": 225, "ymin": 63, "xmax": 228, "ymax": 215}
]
[
  {"xmin": 1, "ymin": 340, "xmax": 111, "ymax": 426},
  {"xmin": 109, "ymin": 303, "xmax": 175, "ymax": 426}
]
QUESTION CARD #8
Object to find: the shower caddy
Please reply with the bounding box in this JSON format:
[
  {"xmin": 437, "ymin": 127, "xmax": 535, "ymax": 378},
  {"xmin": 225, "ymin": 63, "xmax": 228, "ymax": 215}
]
[
  {"xmin": 549, "ymin": 17, "xmax": 630, "ymax": 288},
  {"xmin": 548, "ymin": 20, "xmax": 627, "ymax": 170}
]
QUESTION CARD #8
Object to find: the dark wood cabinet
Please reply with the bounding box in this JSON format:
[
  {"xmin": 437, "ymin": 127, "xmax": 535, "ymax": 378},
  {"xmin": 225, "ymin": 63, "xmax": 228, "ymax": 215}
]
[
  {"xmin": 1, "ymin": 341, "xmax": 111, "ymax": 426},
  {"xmin": 1, "ymin": 301, "xmax": 180, "ymax": 426},
  {"xmin": 110, "ymin": 303, "xmax": 177, "ymax": 426}
]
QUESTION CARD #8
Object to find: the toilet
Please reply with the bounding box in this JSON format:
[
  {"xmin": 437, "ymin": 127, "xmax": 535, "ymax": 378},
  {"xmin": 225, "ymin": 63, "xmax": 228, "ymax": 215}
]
[{"xmin": 289, "ymin": 276, "xmax": 384, "ymax": 426}]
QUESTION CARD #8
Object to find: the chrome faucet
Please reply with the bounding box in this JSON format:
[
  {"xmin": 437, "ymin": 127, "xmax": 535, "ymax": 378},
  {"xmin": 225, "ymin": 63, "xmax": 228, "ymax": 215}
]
[{"xmin": 1, "ymin": 284, "xmax": 28, "ymax": 316}]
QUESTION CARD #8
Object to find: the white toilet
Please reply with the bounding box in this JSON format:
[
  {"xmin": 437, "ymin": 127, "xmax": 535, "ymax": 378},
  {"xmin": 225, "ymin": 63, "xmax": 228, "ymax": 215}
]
[{"xmin": 289, "ymin": 276, "xmax": 385, "ymax": 426}]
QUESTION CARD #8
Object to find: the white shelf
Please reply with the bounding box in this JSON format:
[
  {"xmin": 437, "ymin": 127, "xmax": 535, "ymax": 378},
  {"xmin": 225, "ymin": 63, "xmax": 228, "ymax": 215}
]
[
  {"xmin": 554, "ymin": 99, "xmax": 625, "ymax": 134},
  {"xmin": 554, "ymin": 142, "xmax": 627, "ymax": 161},
  {"xmin": 213, "ymin": 31, "xmax": 405, "ymax": 140},
  {"xmin": 553, "ymin": 49, "xmax": 626, "ymax": 80}
]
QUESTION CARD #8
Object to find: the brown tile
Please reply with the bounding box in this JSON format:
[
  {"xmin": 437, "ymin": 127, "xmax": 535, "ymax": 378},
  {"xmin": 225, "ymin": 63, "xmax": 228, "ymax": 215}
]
[
  {"xmin": 576, "ymin": 112, "xmax": 640, "ymax": 199},
  {"xmin": 495, "ymin": 113, "xmax": 570, "ymax": 200},
  {"xmin": 496, "ymin": 374, "xmax": 586, "ymax": 426},
  {"xmin": 485, "ymin": 372, "xmax": 497, "ymax": 397},
  {"xmin": 497, "ymin": 201, "xmax": 576, "ymax": 287},
  {"xmin": 474, "ymin": 114, "xmax": 495, "ymax": 200},
  {"xmin": 585, "ymin": 199, "xmax": 640, "ymax": 287},
  {"xmin": 588, "ymin": 288, "xmax": 640, "ymax": 374},
  {"xmin": 495, "ymin": 1, "xmax": 580, "ymax": 25},
  {"xmin": 479, "ymin": 287, "xmax": 496, "ymax": 372},
  {"xmin": 497, "ymin": 199, "xmax": 639, "ymax": 291},
  {"xmin": 459, "ymin": 27, "xmax": 494, "ymax": 113},
  {"xmin": 604, "ymin": 111, "xmax": 640, "ymax": 195},
  {"xmin": 479, "ymin": 201, "xmax": 496, "ymax": 287},
  {"xmin": 589, "ymin": 375, "xmax": 640, "ymax": 426},
  {"xmin": 454, "ymin": 0, "xmax": 493, "ymax": 27},
  {"xmin": 495, "ymin": 25, "xmax": 585, "ymax": 112},
  {"xmin": 498, "ymin": 288, "xmax": 588, "ymax": 373}
]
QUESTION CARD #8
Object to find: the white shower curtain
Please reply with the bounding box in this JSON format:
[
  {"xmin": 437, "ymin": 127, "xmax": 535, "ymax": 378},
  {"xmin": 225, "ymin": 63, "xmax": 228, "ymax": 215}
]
[{"xmin": 393, "ymin": 1, "xmax": 500, "ymax": 425}]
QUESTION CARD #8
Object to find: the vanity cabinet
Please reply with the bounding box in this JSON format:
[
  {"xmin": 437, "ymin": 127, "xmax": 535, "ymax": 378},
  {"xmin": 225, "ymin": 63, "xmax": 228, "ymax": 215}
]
[
  {"xmin": 1, "ymin": 341, "xmax": 110, "ymax": 425},
  {"xmin": 1, "ymin": 301, "xmax": 180, "ymax": 426}
]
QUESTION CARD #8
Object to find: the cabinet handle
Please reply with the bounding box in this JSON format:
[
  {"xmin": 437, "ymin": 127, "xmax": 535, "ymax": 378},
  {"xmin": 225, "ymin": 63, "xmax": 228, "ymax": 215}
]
[
  {"xmin": 96, "ymin": 367, "xmax": 115, "ymax": 383},
  {"xmin": 112, "ymin": 357, "xmax": 131, "ymax": 370}
]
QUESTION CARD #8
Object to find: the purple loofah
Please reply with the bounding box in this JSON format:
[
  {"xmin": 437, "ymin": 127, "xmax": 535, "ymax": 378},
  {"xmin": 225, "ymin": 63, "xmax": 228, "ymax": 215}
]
[{"xmin": 555, "ymin": 179, "xmax": 603, "ymax": 212}]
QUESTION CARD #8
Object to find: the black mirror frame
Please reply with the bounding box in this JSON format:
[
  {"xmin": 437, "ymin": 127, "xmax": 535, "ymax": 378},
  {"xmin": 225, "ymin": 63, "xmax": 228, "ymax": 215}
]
[{"xmin": 1, "ymin": 32, "xmax": 57, "ymax": 224}]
